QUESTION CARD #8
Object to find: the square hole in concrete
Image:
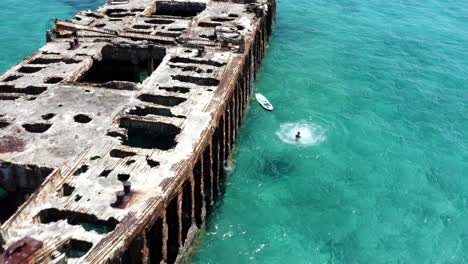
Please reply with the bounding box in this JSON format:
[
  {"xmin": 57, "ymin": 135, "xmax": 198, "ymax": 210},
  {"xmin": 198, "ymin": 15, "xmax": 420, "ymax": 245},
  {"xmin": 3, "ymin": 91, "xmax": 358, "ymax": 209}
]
[
  {"xmin": 0, "ymin": 162, "xmax": 54, "ymax": 223},
  {"xmin": 153, "ymin": 1, "xmax": 206, "ymax": 17},
  {"xmin": 119, "ymin": 118, "xmax": 181, "ymax": 150},
  {"xmin": 77, "ymin": 45, "xmax": 166, "ymax": 84}
]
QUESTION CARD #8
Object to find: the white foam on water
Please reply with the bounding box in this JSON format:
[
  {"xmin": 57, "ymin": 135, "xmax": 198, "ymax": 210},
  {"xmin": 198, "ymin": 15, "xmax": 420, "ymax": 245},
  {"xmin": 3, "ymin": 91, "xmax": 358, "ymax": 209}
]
[{"xmin": 276, "ymin": 121, "xmax": 326, "ymax": 146}]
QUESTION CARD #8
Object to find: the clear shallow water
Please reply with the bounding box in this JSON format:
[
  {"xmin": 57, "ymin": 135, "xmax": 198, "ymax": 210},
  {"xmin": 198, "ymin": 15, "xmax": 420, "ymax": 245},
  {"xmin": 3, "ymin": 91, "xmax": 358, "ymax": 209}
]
[
  {"xmin": 1, "ymin": 0, "xmax": 468, "ymax": 263},
  {"xmin": 192, "ymin": 0, "xmax": 468, "ymax": 263}
]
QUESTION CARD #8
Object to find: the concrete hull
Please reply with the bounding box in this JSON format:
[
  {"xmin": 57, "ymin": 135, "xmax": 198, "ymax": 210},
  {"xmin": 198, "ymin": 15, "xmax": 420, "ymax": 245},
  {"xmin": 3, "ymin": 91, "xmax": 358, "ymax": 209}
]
[{"xmin": 0, "ymin": 0, "xmax": 275, "ymax": 263}]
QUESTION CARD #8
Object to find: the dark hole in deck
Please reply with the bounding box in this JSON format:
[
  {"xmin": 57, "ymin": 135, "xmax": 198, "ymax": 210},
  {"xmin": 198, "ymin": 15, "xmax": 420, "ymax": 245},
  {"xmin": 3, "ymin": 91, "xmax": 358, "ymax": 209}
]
[
  {"xmin": 127, "ymin": 106, "xmax": 185, "ymax": 118},
  {"xmin": 99, "ymin": 169, "xmax": 112, "ymax": 177},
  {"xmin": 137, "ymin": 94, "xmax": 186, "ymax": 106},
  {"xmin": 85, "ymin": 12, "xmax": 104, "ymax": 19},
  {"xmin": 22, "ymin": 123, "xmax": 52, "ymax": 133},
  {"xmin": 117, "ymin": 174, "xmax": 130, "ymax": 182},
  {"xmin": 0, "ymin": 163, "xmax": 54, "ymax": 224},
  {"xmin": 168, "ymin": 27, "xmax": 186, "ymax": 32},
  {"xmin": 29, "ymin": 57, "xmax": 79, "ymax": 64},
  {"xmin": 172, "ymin": 75, "xmax": 219, "ymax": 86},
  {"xmin": 158, "ymin": 86, "xmax": 190, "ymax": 94},
  {"xmin": 211, "ymin": 17, "xmax": 235, "ymax": 22},
  {"xmin": 62, "ymin": 183, "xmax": 75, "ymax": 196},
  {"xmin": 119, "ymin": 118, "xmax": 181, "ymax": 150},
  {"xmin": 17, "ymin": 66, "xmax": 43, "ymax": 74},
  {"xmin": 0, "ymin": 85, "xmax": 46, "ymax": 95},
  {"xmin": 23, "ymin": 86, "xmax": 47, "ymax": 95},
  {"xmin": 105, "ymin": 9, "xmax": 135, "ymax": 18},
  {"xmin": 146, "ymin": 158, "xmax": 159, "ymax": 168},
  {"xmin": 144, "ymin": 19, "xmax": 174, "ymax": 25},
  {"xmin": 41, "ymin": 113, "xmax": 56, "ymax": 120},
  {"xmin": 169, "ymin": 57, "xmax": 225, "ymax": 67},
  {"xmin": 59, "ymin": 239, "xmax": 93, "ymax": 258},
  {"xmin": 0, "ymin": 121, "xmax": 9, "ymax": 129},
  {"xmin": 110, "ymin": 149, "xmax": 136, "ymax": 158},
  {"xmin": 132, "ymin": 24, "xmax": 152, "ymax": 30},
  {"xmin": 74, "ymin": 114, "xmax": 92, "ymax": 124},
  {"xmin": 79, "ymin": 60, "xmax": 149, "ymax": 83},
  {"xmin": 44, "ymin": 77, "xmax": 63, "ymax": 84},
  {"xmin": 0, "ymin": 94, "xmax": 19, "ymax": 100},
  {"xmin": 198, "ymin": 22, "xmax": 222, "ymax": 28},
  {"xmin": 2, "ymin": 75, "xmax": 22, "ymax": 82},
  {"xmin": 78, "ymin": 46, "xmax": 165, "ymax": 84},
  {"xmin": 73, "ymin": 165, "xmax": 89, "ymax": 176},
  {"xmin": 153, "ymin": 2, "xmax": 206, "ymax": 17},
  {"xmin": 37, "ymin": 208, "xmax": 118, "ymax": 234}
]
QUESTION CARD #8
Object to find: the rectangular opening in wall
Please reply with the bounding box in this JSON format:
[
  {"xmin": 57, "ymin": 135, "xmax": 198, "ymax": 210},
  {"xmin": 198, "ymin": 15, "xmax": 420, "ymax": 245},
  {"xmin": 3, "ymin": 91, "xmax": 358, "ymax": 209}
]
[
  {"xmin": 166, "ymin": 196, "xmax": 179, "ymax": 264},
  {"xmin": 146, "ymin": 218, "xmax": 163, "ymax": 263},
  {"xmin": 37, "ymin": 208, "xmax": 118, "ymax": 234},
  {"xmin": 77, "ymin": 45, "xmax": 166, "ymax": 84},
  {"xmin": 0, "ymin": 162, "xmax": 54, "ymax": 224},
  {"xmin": 181, "ymin": 181, "xmax": 192, "ymax": 244},
  {"xmin": 58, "ymin": 239, "xmax": 93, "ymax": 259},
  {"xmin": 119, "ymin": 118, "xmax": 181, "ymax": 150},
  {"xmin": 153, "ymin": 1, "xmax": 206, "ymax": 17}
]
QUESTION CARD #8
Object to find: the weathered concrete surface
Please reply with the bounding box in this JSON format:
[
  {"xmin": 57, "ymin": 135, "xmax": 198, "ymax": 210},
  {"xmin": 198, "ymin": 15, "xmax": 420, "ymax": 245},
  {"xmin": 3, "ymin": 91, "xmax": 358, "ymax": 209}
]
[{"xmin": 0, "ymin": 0, "xmax": 275, "ymax": 262}]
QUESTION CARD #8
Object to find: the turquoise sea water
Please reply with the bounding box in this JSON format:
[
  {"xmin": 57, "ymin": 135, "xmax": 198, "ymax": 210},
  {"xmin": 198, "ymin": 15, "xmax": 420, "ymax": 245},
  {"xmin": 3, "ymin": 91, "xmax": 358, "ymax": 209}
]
[
  {"xmin": 0, "ymin": 0, "xmax": 105, "ymax": 73},
  {"xmin": 192, "ymin": 0, "xmax": 468, "ymax": 263},
  {"xmin": 1, "ymin": 0, "xmax": 468, "ymax": 263}
]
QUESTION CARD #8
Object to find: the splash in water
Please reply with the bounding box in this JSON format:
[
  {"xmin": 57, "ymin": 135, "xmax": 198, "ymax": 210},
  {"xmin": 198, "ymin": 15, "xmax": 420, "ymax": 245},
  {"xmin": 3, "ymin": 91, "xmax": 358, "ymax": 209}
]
[{"xmin": 276, "ymin": 121, "xmax": 326, "ymax": 146}]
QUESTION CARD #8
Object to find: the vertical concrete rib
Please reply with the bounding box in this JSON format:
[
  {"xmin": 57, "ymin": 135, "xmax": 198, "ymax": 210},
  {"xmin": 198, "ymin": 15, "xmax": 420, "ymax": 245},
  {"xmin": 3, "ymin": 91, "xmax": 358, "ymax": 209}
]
[
  {"xmin": 190, "ymin": 172, "xmax": 196, "ymax": 226},
  {"xmin": 229, "ymin": 100, "xmax": 235, "ymax": 148},
  {"xmin": 237, "ymin": 83, "xmax": 242, "ymax": 129},
  {"xmin": 177, "ymin": 192, "xmax": 183, "ymax": 248},
  {"xmin": 209, "ymin": 127, "xmax": 219, "ymax": 201},
  {"xmin": 232, "ymin": 93, "xmax": 237, "ymax": 141},
  {"xmin": 225, "ymin": 106, "xmax": 230, "ymax": 162},
  {"xmin": 202, "ymin": 143, "xmax": 213, "ymax": 216}
]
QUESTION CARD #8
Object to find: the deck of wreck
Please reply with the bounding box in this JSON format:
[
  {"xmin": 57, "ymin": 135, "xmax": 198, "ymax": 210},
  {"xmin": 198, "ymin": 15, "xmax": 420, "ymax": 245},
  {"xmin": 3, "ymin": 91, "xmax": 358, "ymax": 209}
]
[{"xmin": 0, "ymin": 0, "xmax": 275, "ymax": 263}]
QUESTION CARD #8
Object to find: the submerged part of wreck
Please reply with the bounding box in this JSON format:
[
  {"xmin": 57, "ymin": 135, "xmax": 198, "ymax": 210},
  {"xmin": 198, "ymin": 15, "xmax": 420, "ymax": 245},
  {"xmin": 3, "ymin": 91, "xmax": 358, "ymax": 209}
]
[{"xmin": 0, "ymin": 0, "xmax": 275, "ymax": 262}]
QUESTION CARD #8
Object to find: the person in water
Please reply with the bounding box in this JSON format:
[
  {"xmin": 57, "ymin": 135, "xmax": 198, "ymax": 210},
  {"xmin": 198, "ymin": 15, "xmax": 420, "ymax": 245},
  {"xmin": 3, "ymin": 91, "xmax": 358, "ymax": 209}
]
[{"xmin": 295, "ymin": 131, "xmax": 301, "ymax": 140}]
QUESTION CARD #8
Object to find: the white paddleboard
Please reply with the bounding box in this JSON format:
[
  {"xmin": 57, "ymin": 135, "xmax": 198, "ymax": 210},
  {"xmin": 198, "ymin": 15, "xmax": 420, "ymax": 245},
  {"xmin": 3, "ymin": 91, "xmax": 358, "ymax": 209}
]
[{"xmin": 255, "ymin": 93, "xmax": 273, "ymax": 111}]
